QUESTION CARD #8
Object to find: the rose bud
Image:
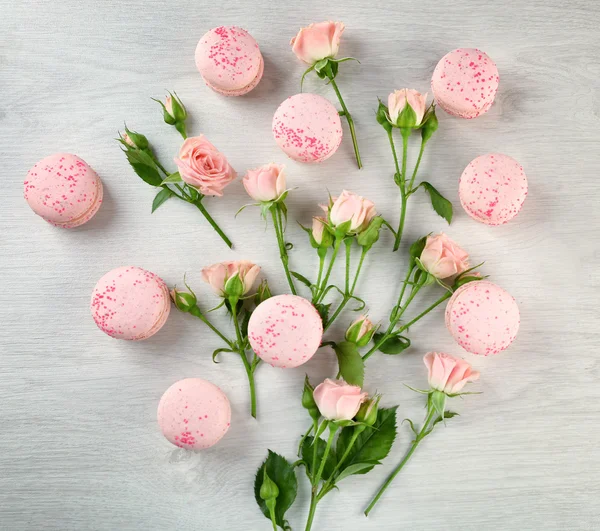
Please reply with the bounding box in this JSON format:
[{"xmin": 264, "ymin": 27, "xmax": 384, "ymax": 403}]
[
  {"xmin": 120, "ymin": 127, "xmax": 149, "ymax": 150},
  {"xmin": 290, "ymin": 21, "xmax": 345, "ymax": 65},
  {"xmin": 419, "ymin": 233, "xmax": 469, "ymax": 280},
  {"xmin": 376, "ymin": 99, "xmax": 393, "ymax": 133},
  {"xmin": 174, "ymin": 136, "xmax": 237, "ymax": 196},
  {"xmin": 345, "ymin": 315, "xmax": 376, "ymax": 347},
  {"xmin": 170, "ymin": 288, "xmax": 197, "ymax": 312},
  {"xmin": 311, "ymin": 216, "xmax": 334, "ymax": 249},
  {"xmin": 388, "ymin": 89, "xmax": 428, "ymax": 129},
  {"xmin": 166, "ymin": 93, "xmax": 187, "ymax": 123},
  {"xmin": 327, "ymin": 190, "xmax": 377, "ymax": 237},
  {"xmin": 421, "ymin": 105, "xmax": 439, "ymax": 143},
  {"xmin": 301, "ymin": 375, "xmax": 320, "ymax": 421},
  {"xmin": 313, "ymin": 378, "xmax": 368, "ymax": 422},
  {"xmin": 355, "ymin": 394, "xmax": 380, "ymax": 427},
  {"xmin": 424, "ymin": 352, "xmax": 479, "ymax": 395},
  {"xmin": 356, "ymin": 216, "xmax": 384, "ymax": 251},
  {"xmin": 202, "ymin": 261, "xmax": 261, "ymax": 298},
  {"xmin": 243, "ymin": 163, "xmax": 287, "ymax": 203}
]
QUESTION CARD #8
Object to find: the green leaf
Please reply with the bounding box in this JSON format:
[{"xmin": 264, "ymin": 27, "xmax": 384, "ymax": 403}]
[
  {"xmin": 432, "ymin": 411, "xmax": 459, "ymax": 428},
  {"xmin": 334, "ymin": 462, "xmax": 379, "ymax": 483},
  {"xmin": 409, "ymin": 236, "xmax": 428, "ymax": 261},
  {"xmin": 314, "ymin": 58, "xmax": 329, "ymax": 73},
  {"xmin": 161, "ymin": 171, "xmax": 182, "ymax": 184},
  {"xmin": 314, "ymin": 303, "xmax": 331, "ymax": 324},
  {"xmin": 335, "ymin": 407, "xmax": 398, "ymax": 478},
  {"xmin": 333, "ymin": 341, "xmax": 364, "ymax": 387},
  {"xmin": 421, "ymin": 182, "xmax": 453, "ymax": 224},
  {"xmin": 300, "ymin": 436, "xmax": 337, "ymax": 481},
  {"xmin": 373, "ymin": 333, "xmax": 411, "ymax": 355},
  {"xmin": 151, "ymin": 187, "xmax": 173, "ymax": 213},
  {"xmin": 124, "ymin": 149, "xmax": 162, "ymax": 186},
  {"xmin": 254, "ymin": 451, "xmax": 297, "ymax": 528},
  {"xmin": 212, "ymin": 348, "xmax": 233, "ymax": 364},
  {"xmin": 291, "ymin": 271, "xmax": 313, "ymax": 289}
]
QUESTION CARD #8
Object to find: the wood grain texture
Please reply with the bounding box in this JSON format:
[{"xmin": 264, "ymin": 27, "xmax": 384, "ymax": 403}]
[{"xmin": 1, "ymin": 0, "xmax": 599, "ymax": 529}]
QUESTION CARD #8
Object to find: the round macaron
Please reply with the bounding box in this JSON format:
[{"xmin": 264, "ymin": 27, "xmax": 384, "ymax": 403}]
[
  {"xmin": 272, "ymin": 93, "xmax": 343, "ymax": 163},
  {"xmin": 24, "ymin": 153, "xmax": 103, "ymax": 228},
  {"xmin": 445, "ymin": 280, "xmax": 520, "ymax": 356},
  {"xmin": 248, "ymin": 294, "xmax": 323, "ymax": 368},
  {"xmin": 431, "ymin": 48, "xmax": 499, "ymax": 119},
  {"xmin": 459, "ymin": 153, "xmax": 528, "ymax": 225},
  {"xmin": 157, "ymin": 378, "xmax": 231, "ymax": 450},
  {"xmin": 195, "ymin": 26, "xmax": 264, "ymax": 96},
  {"xmin": 90, "ymin": 266, "xmax": 171, "ymax": 340}
]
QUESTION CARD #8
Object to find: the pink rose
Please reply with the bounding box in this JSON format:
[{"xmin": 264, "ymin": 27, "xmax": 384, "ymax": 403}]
[
  {"xmin": 424, "ymin": 352, "xmax": 480, "ymax": 395},
  {"xmin": 291, "ymin": 21, "xmax": 345, "ymax": 65},
  {"xmin": 420, "ymin": 233, "xmax": 469, "ymax": 280},
  {"xmin": 345, "ymin": 315, "xmax": 376, "ymax": 347},
  {"xmin": 388, "ymin": 89, "xmax": 428, "ymax": 127},
  {"xmin": 122, "ymin": 132, "xmax": 136, "ymax": 147},
  {"xmin": 165, "ymin": 95, "xmax": 174, "ymax": 117},
  {"xmin": 328, "ymin": 190, "xmax": 376, "ymax": 233},
  {"xmin": 174, "ymin": 135, "xmax": 237, "ymax": 197},
  {"xmin": 313, "ymin": 378, "xmax": 368, "ymax": 421},
  {"xmin": 312, "ymin": 216, "xmax": 327, "ymax": 245},
  {"xmin": 202, "ymin": 260, "xmax": 260, "ymax": 297},
  {"xmin": 243, "ymin": 163, "xmax": 286, "ymax": 202}
]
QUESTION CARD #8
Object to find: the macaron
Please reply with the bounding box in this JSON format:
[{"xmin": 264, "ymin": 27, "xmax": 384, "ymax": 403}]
[
  {"xmin": 248, "ymin": 294, "xmax": 323, "ymax": 368},
  {"xmin": 459, "ymin": 153, "xmax": 528, "ymax": 225},
  {"xmin": 431, "ymin": 48, "xmax": 499, "ymax": 119},
  {"xmin": 272, "ymin": 93, "xmax": 343, "ymax": 163},
  {"xmin": 90, "ymin": 266, "xmax": 171, "ymax": 340},
  {"xmin": 445, "ymin": 281, "xmax": 520, "ymax": 356},
  {"xmin": 195, "ymin": 26, "xmax": 264, "ymax": 96},
  {"xmin": 157, "ymin": 378, "xmax": 231, "ymax": 450},
  {"xmin": 24, "ymin": 153, "xmax": 103, "ymax": 228}
]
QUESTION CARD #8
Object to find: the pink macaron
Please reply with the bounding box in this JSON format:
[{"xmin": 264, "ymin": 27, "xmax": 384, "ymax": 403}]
[
  {"xmin": 24, "ymin": 153, "xmax": 103, "ymax": 228},
  {"xmin": 272, "ymin": 93, "xmax": 343, "ymax": 163},
  {"xmin": 195, "ymin": 26, "xmax": 264, "ymax": 96},
  {"xmin": 459, "ymin": 153, "xmax": 528, "ymax": 225},
  {"xmin": 90, "ymin": 266, "xmax": 171, "ymax": 340},
  {"xmin": 445, "ymin": 280, "xmax": 520, "ymax": 356},
  {"xmin": 157, "ymin": 378, "xmax": 231, "ymax": 450},
  {"xmin": 431, "ymin": 48, "xmax": 499, "ymax": 119},
  {"xmin": 248, "ymin": 294, "xmax": 323, "ymax": 368}
]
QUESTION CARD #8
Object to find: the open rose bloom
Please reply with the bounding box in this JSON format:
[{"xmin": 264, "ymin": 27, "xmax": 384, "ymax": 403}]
[
  {"xmin": 420, "ymin": 233, "xmax": 469, "ymax": 280},
  {"xmin": 243, "ymin": 163, "xmax": 286, "ymax": 202},
  {"xmin": 313, "ymin": 378, "xmax": 368, "ymax": 421},
  {"xmin": 291, "ymin": 21, "xmax": 345, "ymax": 64},
  {"xmin": 174, "ymin": 135, "xmax": 237, "ymax": 196},
  {"xmin": 326, "ymin": 190, "xmax": 376, "ymax": 234},
  {"xmin": 202, "ymin": 261, "xmax": 260, "ymax": 297},
  {"xmin": 424, "ymin": 352, "xmax": 480, "ymax": 395},
  {"xmin": 388, "ymin": 89, "xmax": 428, "ymax": 127}
]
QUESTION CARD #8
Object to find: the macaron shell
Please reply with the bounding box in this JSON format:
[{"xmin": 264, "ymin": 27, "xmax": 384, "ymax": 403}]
[
  {"xmin": 195, "ymin": 26, "xmax": 263, "ymax": 94},
  {"xmin": 272, "ymin": 93, "xmax": 343, "ymax": 163},
  {"xmin": 459, "ymin": 153, "xmax": 528, "ymax": 225},
  {"xmin": 431, "ymin": 48, "xmax": 499, "ymax": 119},
  {"xmin": 90, "ymin": 266, "xmax": 171, "ymax": 340},
  {"xmin": 445, "ymin": 281, "xmax": 520, "ymax": 356},
  {"xmin": 157, "ymin": 378, "xmax": 231, "ymax": 450},
  {"xmin": 24, "ymin": 153, "xmax": 103, "ymax": 228},
  {"xmin": 248, "ymin": 294, "xmax": 323, "ymax": 368}
]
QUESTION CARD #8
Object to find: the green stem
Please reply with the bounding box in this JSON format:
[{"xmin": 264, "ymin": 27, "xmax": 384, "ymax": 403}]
[
  {"xmin": 329, "ymin": 78, "xmax": 362, "ymax": 169},
  {"xmin": 344, "ymin": 238, "xmax": 352, "ymax": 294},
  {"xmin": 397, "ymin": 292, "xmax": 451, "ymax": 334},
  {"xmin": 395, "ymin": 265, "xmax": 416, "ymax": 316},
  {"xmin": 194, "ymin": 199, "xmax": 233, "ymax": 249},
  {"xmin": 268, "ymin": 503, "xmax": 277, "ymax": 531},
  {"xmin": 305, "ymin": 494, "xmax": 319, "ymax": 531},
  {"xmin": 189, "ymin": 306, "xmax": 233, "ymax": 347},
  {"xmin": 298, "ymin": 421, "xmax": 316, "ymax": 457},
  {"xmin": 393, "ymin": 131, "xmax": 410, "ymax": 252},
  {"xmin": 315, "ymin": 250, "xmax": 326, "ymax": 296},
  {"xmin": 271, "ymin": 206, "xmax": 297, "ymax": 295},
  {"xmin": 175, "ymin": 121, "xmax": 188, "ymax": 139},
  {"xmin": 364, "ymin": 408, "xmax": 436, "ymax": 516},
  {"xmin": 231, "ymin": 303, "xmax": 257, "ymax": 419},
  {"xmin": 408, "ymin": 138, "xmax": 427, "ymax": 194},
  {"xmin": 313, "ymin": 424, "xmax": 338, "ymax": 488},
  {"xmin": 315, "ymin": 239, "xmax": 342, "ymax": 304},
  {"xmin": 317, "ymin": 428, "xmax": 362, "ymax": 498}
]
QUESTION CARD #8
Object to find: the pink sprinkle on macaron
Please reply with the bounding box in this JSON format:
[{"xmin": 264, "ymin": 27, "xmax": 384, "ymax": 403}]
[
  {"xmin": 272, "ymin": 93, "xmax": 343, "ymax": 163},
  {"xmin": 459, "ymin": 153, "xmax": 528, "ymax": 225},
  {"xmin": 195, "ymin": 26, "xmax": 264, "ymax": 96},
  {"xmin": 157, "ymin": 378, "xmax": 231, "ymax": 450},
  {"xmin": 90, "ymin": 266, "xmax": 171, "ymax": 340},
  {"xmin": 24, "ymin": 153, "xmax": 103, "ymax": 228},
  {"xmin": 445, "ymin": 280, "xmax": 520, "ymax": 356},
  {"xmin": 248, "ymin": 294, "xmax": 323, "ymax": 368},
  {"xmin": 431, "ymin": 48, "xmax": 499, "ymax": 119}
]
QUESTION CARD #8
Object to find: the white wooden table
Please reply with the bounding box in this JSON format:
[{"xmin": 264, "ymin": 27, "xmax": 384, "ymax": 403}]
[{"xmin": 1, "ymin": 1, "xmax": 599, "ymax": 529}]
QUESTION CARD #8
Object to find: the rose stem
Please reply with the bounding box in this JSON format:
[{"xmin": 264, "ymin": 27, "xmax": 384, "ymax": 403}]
[
  {"xmin": 393, "ymin": 130, "xmax": 410, "ymax": 252},
  {"xmin": 270, "ymin": 206, "xmax": 297, "ymax": 295},
  {"xmin": 194, "ymin": 198, "xmax": 233, "ymax": 249},
  {"xmin": 329, "ymin": 78, "xmax": 362, "ymax": 169},
  {"xmin": 231, "ymin": 303, "xmax": 257, "ymax": 418}
]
